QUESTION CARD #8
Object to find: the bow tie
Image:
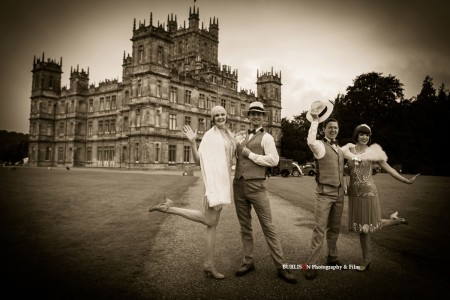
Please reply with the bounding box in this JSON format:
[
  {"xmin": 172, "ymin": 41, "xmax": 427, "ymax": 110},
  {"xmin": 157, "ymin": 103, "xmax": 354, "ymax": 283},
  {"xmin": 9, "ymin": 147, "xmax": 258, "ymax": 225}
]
[
  {"xmin": 248, "ymin": 128, "xmax": 263, "ymax": 135},
  {"xmin": 327, "ymin": 139, "xmax": 337, "ymax": 145}
]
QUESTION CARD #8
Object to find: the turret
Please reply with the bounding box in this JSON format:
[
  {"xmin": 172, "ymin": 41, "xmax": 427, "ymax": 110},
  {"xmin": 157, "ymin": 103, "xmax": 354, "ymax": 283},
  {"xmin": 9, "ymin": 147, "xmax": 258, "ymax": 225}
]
[{"xmin": 188, "ymin": 5, "xmax": 199, "ymax": 29}]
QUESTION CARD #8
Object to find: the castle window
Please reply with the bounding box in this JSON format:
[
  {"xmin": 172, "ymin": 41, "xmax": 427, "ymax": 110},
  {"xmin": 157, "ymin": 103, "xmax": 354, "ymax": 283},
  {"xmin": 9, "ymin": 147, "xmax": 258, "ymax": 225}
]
[
  {"xmin": 157, "ymin": 46, "xmax": 163, "ymax": 64},
  {"xmin": 221, "ymin": 99, "xmax": 227, "ymax": 109},
  {"xmin": 169, "ymin": 114, "xmax": 177, "ymax": 130},
  {"xmin": 155, "ymin": 107, "xmax": 161, "ymax": 127},
  {"xmin": 184, "ymin": 116, "xmax": 191, "ymax": 126},
  {"xmin": 198, "ymin": 118, "xmax": 205, "ymax": 133},
  {"xmin": 210, "ymin": 96, "xmax": 216, "ymax": 108},
  {"xmin": 58, "ymin": 122, "xmax": 65, "ymax": 135},
  {"xmin": 58, "ymin": 147, "xmax": 64, "ymax": 162},
  {"xmin": 170, "ymin": 87, "xmax": 178, "ymax": 103},
  {"xmin": 275, "ymin": 88, "xmax": 279, "ymax": 100},
  {"xmin": 111, "ymin": 95, "xmax": 116, "ymax": 109},
  {"xmin": 168, "ymin": 145, "xmax": 176, "ymax": 164},
  {"xmin": 135, "ymin": 143, "xmax": 139, "ymax": 163},
  {"xmin": 45, "ymin": 147, "xmax": 51, "ymax": 161},
  {"xmin": 100, "ymin": 97, "xmax": 104, "ymax": 111},
  {"xmin": 46, "ymin": 124, "xmax": 52, "ymax": 136},
  {"xmin": 184, "ymin": 146, "xmax": 190, "ymax": 163},
  {"xmin": 105, "ymin": 120, "xmax": 110, "ymax": 134},
  {"xmin": 106, "ymin": 96, "xmax": 111, "ymax": 110},
  {"xmin": 230, "ymin": 102, "xmax": 236, "ymax": 115},
  {"xmin": 138, "ymin": 45, "xmax": 144, "ymax": 63},
  {"xmin": 87, "ymin": 147, "xmax": 92, "ymax": 162},
  {"xmin": 98, "ymin": 120, "xmax": 103, "ymax": 135},
  {"xmin": 48, "ymin": 102, "xmax": 52, "ymax": 114},
  {"xmin": 178, "ymin": 41, "xmax": 183, "ymax": 54},
  {"xmin": 138, "ymin": 81, "xmax": 142, "ymax": 97},
  {"xmin": 154, "ymin": 143, "xmax": 161, "ymax": 162},
  {"xmin": 157, "ymin": 81, "xmax": 162, "ymax": 97},
  {"xmin": 110, "ymin": 119, "xmax": 116, "ymax": 133},
  {"xmin": 136, "ymin": 110, "xmax": 141, "ymax": 127},
  {"xmin": 211, "ymin": 76, "xmax": 216, "ymax": 84},
  {"xmin": 88, "ymin": 121, "xmax": 92, "ymax": 136},
  {"xmin": 185, "ymin": 90, "xmax": 191, "ymax": 105},
  {"xmin": 122, "ymin": 146, "xmax": 127, "ymax": 162},
  {"xmin": 199, "ymin": 93, "xmax": 205, "ymax": 108},
  {"xmin": 240, "ymin": 104, "xmax": 246, "ymax": 116},
  {"xmin": 124, "ymin": 117, "xmax": 129, "ymax": 131},
  {"xmin": 89, "ymin": 99, "xmax": 93, "ymax": 112}
]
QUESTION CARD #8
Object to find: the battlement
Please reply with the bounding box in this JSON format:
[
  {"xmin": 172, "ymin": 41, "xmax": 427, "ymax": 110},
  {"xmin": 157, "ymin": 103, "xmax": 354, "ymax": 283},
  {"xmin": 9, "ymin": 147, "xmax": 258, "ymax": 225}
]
[
  {"xmin": 32, "ymin": 53, "xmax": 62, "ymax": 72},
  {"xmin": 257, "ymin": 68, "xmax": 282, "ymax": 84}
]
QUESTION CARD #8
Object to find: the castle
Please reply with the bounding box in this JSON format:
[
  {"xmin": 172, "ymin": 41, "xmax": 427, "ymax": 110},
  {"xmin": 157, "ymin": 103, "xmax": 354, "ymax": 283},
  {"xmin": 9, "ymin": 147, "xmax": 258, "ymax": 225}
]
[{"xmin": 28, "ymin": 4, "xmax": 282, "ymax": 169}]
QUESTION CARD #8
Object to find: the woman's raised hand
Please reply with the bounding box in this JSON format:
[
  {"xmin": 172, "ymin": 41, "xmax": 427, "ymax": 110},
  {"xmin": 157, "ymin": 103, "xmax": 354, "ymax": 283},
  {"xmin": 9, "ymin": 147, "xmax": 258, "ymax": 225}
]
[{"xmin": 182, "ymin": 125, "xmax": 197, "ymax": 142}]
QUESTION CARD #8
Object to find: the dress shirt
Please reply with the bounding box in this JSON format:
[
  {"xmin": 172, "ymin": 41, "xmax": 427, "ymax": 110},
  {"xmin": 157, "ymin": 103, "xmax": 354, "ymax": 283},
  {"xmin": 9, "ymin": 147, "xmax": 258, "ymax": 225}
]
[
  {"xmin": 307, "ymin": 121, "xmax": 339, "ymax": 159},
  {"xmin": 246, "ymin": 127, "xmax": 279, "ymax": 167}
]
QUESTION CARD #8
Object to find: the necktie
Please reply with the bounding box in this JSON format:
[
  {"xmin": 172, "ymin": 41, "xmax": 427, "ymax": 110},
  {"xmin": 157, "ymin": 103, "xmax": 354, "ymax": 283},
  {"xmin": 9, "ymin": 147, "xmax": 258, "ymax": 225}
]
[
  {"xmin": 328, "ymin": 139, "xmax": 337, "ymax": 145},
  {"xmin": 248, "ymin": 129, "xmax": 256, "ymax": 135}
]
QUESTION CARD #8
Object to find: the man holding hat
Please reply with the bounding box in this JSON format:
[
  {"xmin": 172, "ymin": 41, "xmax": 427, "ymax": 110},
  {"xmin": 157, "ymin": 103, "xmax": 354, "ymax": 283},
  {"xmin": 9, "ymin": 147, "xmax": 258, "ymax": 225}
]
[
  {"xmin": 304, "ymin": 100, "xmax": 345, "ymax": 280},
  {"xmin": 233, "ymin": 101, "xmax": 297, "ymax": 284}
]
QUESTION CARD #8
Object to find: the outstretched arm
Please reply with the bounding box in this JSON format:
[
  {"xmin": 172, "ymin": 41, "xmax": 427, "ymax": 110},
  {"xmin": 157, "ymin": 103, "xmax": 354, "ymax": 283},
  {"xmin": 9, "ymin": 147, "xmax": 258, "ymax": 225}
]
[
  {"xmin": 181, "ymin": 125, "xmax": 200, "ymax": 165},
  {"xmin": 378, "ymin": 160, "xmax": 420, "ymax": 184}
]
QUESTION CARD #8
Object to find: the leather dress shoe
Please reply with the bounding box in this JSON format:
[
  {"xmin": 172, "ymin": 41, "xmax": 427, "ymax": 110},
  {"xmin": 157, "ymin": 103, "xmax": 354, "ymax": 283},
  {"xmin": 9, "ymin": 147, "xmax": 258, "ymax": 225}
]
[
  {"xmin": 326, "ymin": 259, "xmax": 344, "ymax": 267},
  {"xmin": 277, "ymin": 269, "xmax": 297, "ymax": 284},
  {"xmin": 305, "ymin": 269, "xmax": 317, "ymax": 280},
  {"xmin": 235, "ymin": 263, "xmax": 255, "ymax": 276}
]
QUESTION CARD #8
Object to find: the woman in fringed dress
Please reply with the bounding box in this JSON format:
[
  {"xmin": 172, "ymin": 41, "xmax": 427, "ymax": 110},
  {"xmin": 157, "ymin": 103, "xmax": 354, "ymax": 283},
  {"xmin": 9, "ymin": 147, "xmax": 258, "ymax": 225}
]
[{"xmin": 341, "ymin": 124, "xmax": 420, "ymax": 271}]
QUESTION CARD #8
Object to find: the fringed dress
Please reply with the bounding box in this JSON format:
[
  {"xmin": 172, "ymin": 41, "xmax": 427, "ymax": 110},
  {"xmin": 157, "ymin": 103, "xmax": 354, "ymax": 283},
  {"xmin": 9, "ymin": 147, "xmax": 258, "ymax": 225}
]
[{"xmin": 341, "ymin": 143, "xmax": 388, "ymax": 233}]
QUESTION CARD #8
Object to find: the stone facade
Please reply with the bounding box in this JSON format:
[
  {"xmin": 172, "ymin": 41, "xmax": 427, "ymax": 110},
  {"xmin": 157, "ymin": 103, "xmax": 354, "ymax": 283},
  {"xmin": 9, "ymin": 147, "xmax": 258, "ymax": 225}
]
[{"xmin": 28, "ymin": 4, "xmax": 282, "ymax": 170}]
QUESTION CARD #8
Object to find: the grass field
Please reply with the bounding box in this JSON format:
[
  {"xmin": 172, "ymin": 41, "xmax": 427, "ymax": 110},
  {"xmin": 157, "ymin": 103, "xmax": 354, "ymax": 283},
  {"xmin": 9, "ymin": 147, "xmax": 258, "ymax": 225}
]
[
  {"xmin": 0, "ymin": 167, "xmax": 448, "ymax": 298},
  {"xmin": 0, "ymin": 167, "xmax": 197, "ymax": 299}
]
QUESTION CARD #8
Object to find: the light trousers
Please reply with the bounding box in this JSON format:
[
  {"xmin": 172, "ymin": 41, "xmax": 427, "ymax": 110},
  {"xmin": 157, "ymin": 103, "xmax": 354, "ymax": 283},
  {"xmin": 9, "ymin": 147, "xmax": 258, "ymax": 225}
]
[
  {"xmin": 307, "ymin": 183, "xmax": 345, "ymax": 264},
  {"xmin": 233, "ymin": 177, "xmax": 285, "ymax": 269}
]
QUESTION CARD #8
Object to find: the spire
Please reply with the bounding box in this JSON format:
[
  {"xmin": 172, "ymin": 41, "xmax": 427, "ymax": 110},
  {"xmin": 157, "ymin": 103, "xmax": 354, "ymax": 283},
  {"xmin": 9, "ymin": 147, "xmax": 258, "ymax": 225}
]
[
  {"xmin": 133, "ymin": 18, "xmax": 136, "ymax": 30},
  {"xmin": 150, "ymin": 12, "xmax": 153, "ymax": 26},
  {"xmin": 60, "ymin": 57, "xmax": 63, "ymax": 67}
]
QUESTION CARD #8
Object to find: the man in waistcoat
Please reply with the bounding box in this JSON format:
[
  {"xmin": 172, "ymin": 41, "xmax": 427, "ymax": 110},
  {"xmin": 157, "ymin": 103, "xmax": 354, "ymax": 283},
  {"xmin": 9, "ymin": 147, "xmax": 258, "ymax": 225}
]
[
  {"xmin": 304, "ymin": 100, "xmax": 345, "ymax": 280},
  {"xmin": 233, "ymin": 101, "xmax": 297, "ymax": 284}
]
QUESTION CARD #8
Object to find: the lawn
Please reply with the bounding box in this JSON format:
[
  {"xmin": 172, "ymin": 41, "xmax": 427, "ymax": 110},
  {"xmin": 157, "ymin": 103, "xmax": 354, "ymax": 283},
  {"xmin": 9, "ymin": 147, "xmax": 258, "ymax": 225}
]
[{"xmin": 0, "ymin": 167, "xmax": 197, "ymax": 299}]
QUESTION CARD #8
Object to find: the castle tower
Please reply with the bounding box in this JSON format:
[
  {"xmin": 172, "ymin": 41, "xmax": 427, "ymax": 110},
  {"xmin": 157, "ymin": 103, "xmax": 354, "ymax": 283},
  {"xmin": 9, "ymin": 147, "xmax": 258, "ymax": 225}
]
[
  {"xmin": 28, "ymin": 53, "xmax": 63, "ymax": 166},
  {"xmin": 256, "ymin": 68, "xmax": 282, "ymax": 143}
]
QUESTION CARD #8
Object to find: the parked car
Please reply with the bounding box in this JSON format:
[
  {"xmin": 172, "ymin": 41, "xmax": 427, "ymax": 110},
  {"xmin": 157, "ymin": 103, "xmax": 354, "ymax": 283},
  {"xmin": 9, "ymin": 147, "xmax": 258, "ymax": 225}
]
[
  {"xmin": 300, "ymin": 163, "xmax": 317, "ymax": 176},
  {"xmin": 267, "ymin": 158, "xmax": 300, "ymax": 177}
]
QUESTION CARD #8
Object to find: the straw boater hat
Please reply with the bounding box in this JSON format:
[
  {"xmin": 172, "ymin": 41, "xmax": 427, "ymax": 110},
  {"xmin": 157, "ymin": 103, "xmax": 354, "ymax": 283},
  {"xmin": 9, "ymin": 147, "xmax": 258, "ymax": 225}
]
[
  {"xmin": 306, "ymin": 100, "xmax": 334, "ymax": 123},
  {"xmin": 243, "ymin": 101, "xmax": 267, "ymax": 115}
]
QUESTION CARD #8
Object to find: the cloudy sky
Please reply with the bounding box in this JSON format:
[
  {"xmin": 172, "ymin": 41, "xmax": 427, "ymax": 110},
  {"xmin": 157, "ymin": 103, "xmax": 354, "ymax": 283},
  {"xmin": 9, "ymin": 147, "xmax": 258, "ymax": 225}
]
[{"xmin": 1, "ymin": 0, "xmax": 449, "ymax": 133}]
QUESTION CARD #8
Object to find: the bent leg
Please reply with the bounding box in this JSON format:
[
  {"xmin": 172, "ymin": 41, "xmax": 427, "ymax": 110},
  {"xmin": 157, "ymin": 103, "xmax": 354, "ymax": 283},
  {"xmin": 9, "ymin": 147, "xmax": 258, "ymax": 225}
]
[{"xmin": 165, "ymin": 207, "xmax": 210, "ymax": 225}]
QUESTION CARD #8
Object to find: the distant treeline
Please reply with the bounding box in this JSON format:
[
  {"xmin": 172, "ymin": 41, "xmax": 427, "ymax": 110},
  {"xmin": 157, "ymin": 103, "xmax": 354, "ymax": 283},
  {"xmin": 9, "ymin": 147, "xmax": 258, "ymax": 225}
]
[{"xmin": 0, "ymin": 130, "xmax": 29, "ymax": 164}]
